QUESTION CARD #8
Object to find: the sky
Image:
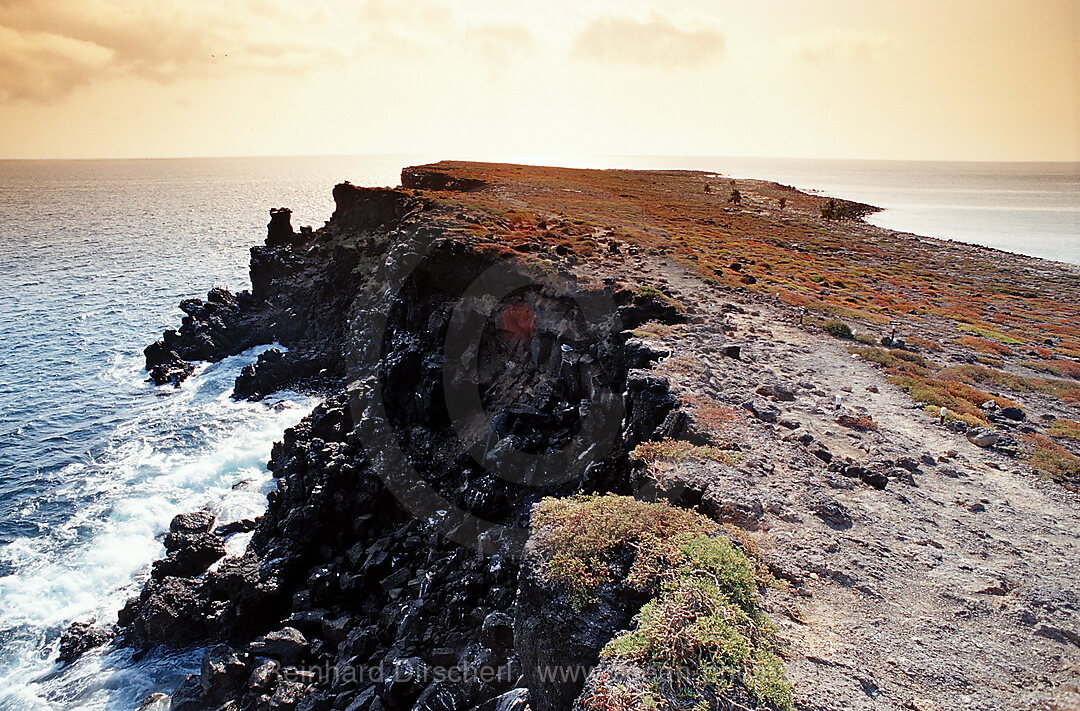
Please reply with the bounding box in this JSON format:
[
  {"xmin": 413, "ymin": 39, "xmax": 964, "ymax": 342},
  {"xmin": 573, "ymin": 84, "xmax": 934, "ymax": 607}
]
[{"xmin": 0, "ymin": 0, "xmax": 1077, "ymax": 161}]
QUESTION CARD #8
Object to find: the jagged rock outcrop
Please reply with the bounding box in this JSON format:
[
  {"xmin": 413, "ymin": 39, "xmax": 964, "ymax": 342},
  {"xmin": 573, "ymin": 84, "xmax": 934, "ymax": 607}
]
[
  {"xmin": 143, "ymin": 184, "xmax": 420, "ymax": 393},
  {"xmin": 401, "ymin": 167, "xmax": 486, "ymax": 192},
  {"xmin": 116, "ymin": 161, "xmax": 1080, "ymax": 711},
  {"xmin": 123, "ymin": 176, "xmax": 702, "ymax": 710},
  {"xmin": 515, "ymin": 553, "xmax": 644, "ymax": 711},
  {"xmin": 56, "ymin": 621, "xmax": 113, "ymax": 665}
]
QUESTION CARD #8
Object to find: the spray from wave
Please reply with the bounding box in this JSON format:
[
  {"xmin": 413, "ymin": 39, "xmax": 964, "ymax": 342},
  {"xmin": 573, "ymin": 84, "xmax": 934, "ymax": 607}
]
[{"xmin": 0, "ymin": 345, "xmax": 317, "ymax": 711}]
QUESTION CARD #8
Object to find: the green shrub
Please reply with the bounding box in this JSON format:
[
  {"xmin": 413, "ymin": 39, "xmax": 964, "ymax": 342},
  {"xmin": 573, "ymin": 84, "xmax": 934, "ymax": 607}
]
[
  {"xmin": 1025, "ymin": 434, "xmax": 1080, "ymax": 489},
  {"xmin": 853, "ymin": 332, "xmax": 877, "ymax": 345},
  {"xmin": 638, "ymin": 285, "xmax": 687, "ymax": 314},
  {"xmin": 850, "ymin": 346, "xmax": 932, "ymax": 375},
  {"xmin": 534, "ymin": 495, "xmax": 793, "ymax": 711},
  {"xmin": 822, "ymin": 319, "xmax": 853, "ymax": 339}
]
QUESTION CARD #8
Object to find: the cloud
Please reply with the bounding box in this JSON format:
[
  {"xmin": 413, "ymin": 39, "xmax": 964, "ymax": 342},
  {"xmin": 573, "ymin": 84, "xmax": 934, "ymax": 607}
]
[
  {"xmin": 349, "ymin": 1, "xmax": 535, "ymax": 67},
  {"xmin": 0, "ymin": 0, "xmax": 346, "ymax": 103},
  {"xmin": 465, "ymin": 24, "xmax": 536, "ymax": 65},
  {"xmin": 0, "ymin": 25, "xmax": 111, "ymax": 102},
  {"xmin": 356, "ymin": 0, "xmax": 452, "ymax": 32},
  {"xmin": 791, "ymin": 28, "xmax": 894, "ymax": 64},
  {"xmin": 572, "ymin": 13, "xmax": 725, "ymax": 68}
]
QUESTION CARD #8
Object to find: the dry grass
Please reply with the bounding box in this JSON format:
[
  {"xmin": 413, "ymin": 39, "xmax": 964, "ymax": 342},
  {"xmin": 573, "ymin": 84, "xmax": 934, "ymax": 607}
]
[
  {"xmin": 1024, "ymin": 434, "xmax": 1080, "ymax": 490},
  {"xmin": 631, "ymin": 438, "xmax": 740, "ymax": 466},
  {"xmin": 907, "ymin": 337, "xmax": 944, "ymax": 352},
  {"xmin": 955, "ymin": 335, "xmax": 1013, "ymax": 357},
  {"xmin": 836, "ymin": 414, "xmax": 880, "ymax": 431},
  {"xmin": 1024, "ymin": 359, "xmax": 1080, "ymax": 381},
  {"xmin": 888, "ymin": 374, "xmax": 1014, "ymax": 423},
  {"xmin": 849, "ymin": 346, "xmax": 932, "ymax": 375},
  {"xmin": 532, "ymin": 494, "xmax": 720, "ymax": 608},
  {"xmin": 681, "ymin": 395, "xmax": 743, "ymax": 433},
  {"xmin": 1047, "ymin": 419, "xmax": 1080, "ymax": 443},
  {"xmin": 656, "ymin": 355, "xmax": 707, "ymax": 377},
  {"xmin": 407, "ymin": 162, "xmax": 1080, "ymax": 367},
  {"xmin": 631, "ymin": 320, "xmax": 679, "ymax": 340}
]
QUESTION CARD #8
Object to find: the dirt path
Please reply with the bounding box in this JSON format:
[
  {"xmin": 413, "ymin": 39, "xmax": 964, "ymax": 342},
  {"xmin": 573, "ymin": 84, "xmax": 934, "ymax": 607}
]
[{"xmin": 603, "ymin": 255, "xmax": 1080, "ymax": 710}]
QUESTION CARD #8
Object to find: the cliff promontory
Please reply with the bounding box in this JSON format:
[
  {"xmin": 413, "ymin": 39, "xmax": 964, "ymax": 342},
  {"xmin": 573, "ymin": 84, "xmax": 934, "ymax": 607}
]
[{"xmin": 72, "ymin": 163, "xmax": 1080, "ymax": 711}]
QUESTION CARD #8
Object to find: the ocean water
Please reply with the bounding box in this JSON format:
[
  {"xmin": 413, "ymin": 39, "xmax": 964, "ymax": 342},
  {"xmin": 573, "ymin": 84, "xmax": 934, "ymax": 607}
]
[
  {"xmin": 709, "ymin": 158, "xmax": 1080, "ymax": 266},
  {"xmin": 0, "ymin": 157, "xmax": 425, "ymax": 710},
  {"xmin": 0, "ymin": 155, "xmax": 1075, "ymax": 710}
]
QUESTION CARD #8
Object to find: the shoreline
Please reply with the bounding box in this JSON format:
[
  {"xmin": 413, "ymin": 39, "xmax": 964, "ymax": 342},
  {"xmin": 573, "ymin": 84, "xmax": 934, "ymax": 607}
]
[
  {"xmin": 52, "ymin": 162, "xmax": 1080, "ymax": 710},
  {"xmin": 3, "ymin": 155, "xmax": 1075, "ymax": 266}
]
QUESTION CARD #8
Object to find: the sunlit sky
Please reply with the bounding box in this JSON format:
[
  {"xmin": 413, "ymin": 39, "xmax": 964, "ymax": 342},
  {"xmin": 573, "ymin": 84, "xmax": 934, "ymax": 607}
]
[{"xmin": 1, "ymin": 0, "xmax": 1077, "ymax": 161}]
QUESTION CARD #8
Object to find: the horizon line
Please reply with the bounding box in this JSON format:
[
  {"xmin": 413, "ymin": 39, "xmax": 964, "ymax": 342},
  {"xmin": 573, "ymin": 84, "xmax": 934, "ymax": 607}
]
[{"xmin": 1, "ymin": 153, "xmax": 1078, "ymax": 166}]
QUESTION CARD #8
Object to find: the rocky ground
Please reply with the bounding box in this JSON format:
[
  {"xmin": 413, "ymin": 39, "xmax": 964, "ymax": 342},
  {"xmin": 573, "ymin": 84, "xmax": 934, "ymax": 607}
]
[
  {"xmin": 57, "ymin": 163, "xmax": 1080, "ymax": 711},
  {"xmin": 594, "ymin": 257, "xmax": 1080, "ymax": 710}
]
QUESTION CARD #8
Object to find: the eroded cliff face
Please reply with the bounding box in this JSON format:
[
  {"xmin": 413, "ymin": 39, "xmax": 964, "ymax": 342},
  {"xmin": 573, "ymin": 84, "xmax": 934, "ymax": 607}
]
[
  {"xmin": 94, "ymin": 163, "xmax": 1080, "ymax": 711},
  {"xmin": 113, "ymin": 175, "xmax": 702, "ymax": 711}
]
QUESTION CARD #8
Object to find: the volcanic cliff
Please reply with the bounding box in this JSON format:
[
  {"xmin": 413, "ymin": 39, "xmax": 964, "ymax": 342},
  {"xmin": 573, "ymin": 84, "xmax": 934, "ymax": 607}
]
[{"xmin": 66, "ymin": 163, "xmax": 1080, "ymax": 711}]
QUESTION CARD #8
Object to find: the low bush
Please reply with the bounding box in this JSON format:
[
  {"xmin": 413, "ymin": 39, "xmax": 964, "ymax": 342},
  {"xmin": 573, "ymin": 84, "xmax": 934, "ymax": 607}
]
[
  {"xmin": 939, "ymin": 364, "xmax": 1079, "ymax": 404},
  {"xmin": 631, "ymin": 438, "xmax": 739, "ymax": 465},
  {"xmin": 630, "ymin": 321, "xmax": 677, "ymax": 340},
  {"xmin": 956, "ymin": 322, "xmax": 1025, "ymax": 345},
  {"xmin": 1024, "ymin": 434, "xmax": 1080, "ymax": 489},
  {"xmin": 849, "ymin": 346, "xmax": 932, "ymax": 375},
  {"xmin": 822, "ymin": 319, "xmax": 853, "ymax": 339},
  {"xmin": 638, "ymin": 285, "xmax": 687, "ymax": 314},
  {"xmin": 887, "ymin": 374, "xmax": 1009, "ymax": 422},
  {"xmin": 1023, "ymin": 359, "xmax": 1080, "ymax": 381},
  {"xmin": 537, "ymin": 495, "xmax": 792, "ymax": 711},
  {"xmin": 922, "ymin": 404, "xmax": 984, "ymax": 429}
]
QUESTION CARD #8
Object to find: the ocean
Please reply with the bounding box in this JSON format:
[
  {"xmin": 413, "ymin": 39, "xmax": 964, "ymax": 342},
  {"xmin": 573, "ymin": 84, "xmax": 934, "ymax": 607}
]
[{"xmin": 0, "ymin": 155, "xmax": 1076, "ymax": 710}]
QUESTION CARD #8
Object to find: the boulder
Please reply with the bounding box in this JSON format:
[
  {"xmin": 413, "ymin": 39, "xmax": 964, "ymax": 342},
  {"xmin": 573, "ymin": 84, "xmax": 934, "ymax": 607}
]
[
  {"xmin": 118, "ymin": 575, "xmax": 207, "ymax": 648},
  {"xmin": 480, "ymin": 612, "xmax": 514, "ymax": 651},
  {"xmin": 170, "ymin": 511, "xmax": 216, "ymax": 535},
  {"xmin": 381, "ymin": 657, "xmax": 430, "ymax": 709},
  {"xmin": 967, "ymin": 428, "xmax": 1000, "ymax": 448},
  {"xmin": 413, "ymin": 681, "xmax": 464, "ymax": 711},
  {"xmin": 152, "ymin": 531, "xmax": 226, "ymax": 579},
  {"xmin": 515, "ymin": 544, "xmax": 642, "ymax": 711},
  {"xmin": 200, "ymin": 645, "xmax": 251, "ymax": 701},
  {"xmin": 168, "ymin": 674, "xmax": 203, "ymax": 711},
  {"xmin": 813, "ymin": 500, "xmax": 853, "ymax": 529},
  {"xmin": 755, "ymin": 383, "xmax": 796, "ymax": 402},
  {"xmin": 215, "ymin": 518, "xmax": 259, "ymax": 536},
  {"xmin": 57, "ymin": 621, "xmax": 113, "ymax": 664},
  {"xmin": 742, "ymin": 399, "xmax": 780, "ymax": 423},
  {"xmin": 621, "ymin": 339, "xmax": 670, "ymax": 370},
  {"xmin": 233, "ymin": 348, "xmax": 316, "ymax": 401},
  {"xmin": 860, "ymin": 470, "xmax": 888, "ymax": 490},
  {"xmin": 475, "ymin": 688, "xmax": 530, "ymax": 711},
  {"xmin": 248, "ymin": 627, "xmax": 309, "ymax": 666},
  {"xmin": 702, "ymin": 487, "xmax": 764, "ymax": 528},
  {"xmin": 266, "ymin": 207, "xmax": 298, "ymax": 247},
  {"xmin": 137, "ymin": 693, "xmax": 169, "ymax": 711},
  {"xmin": 886, "ymin": 466, "xmax": 918, "ymax": 487},
  {"xmin": 144, "ymin": 344, "xmax": 195, "ymax": 387}
]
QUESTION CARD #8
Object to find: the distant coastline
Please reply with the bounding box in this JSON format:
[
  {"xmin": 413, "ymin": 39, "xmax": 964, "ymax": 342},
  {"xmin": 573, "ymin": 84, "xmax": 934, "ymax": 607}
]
[{"xmin": 3, "ymin": 155, "xmax": 1074, "ymax": 265}]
